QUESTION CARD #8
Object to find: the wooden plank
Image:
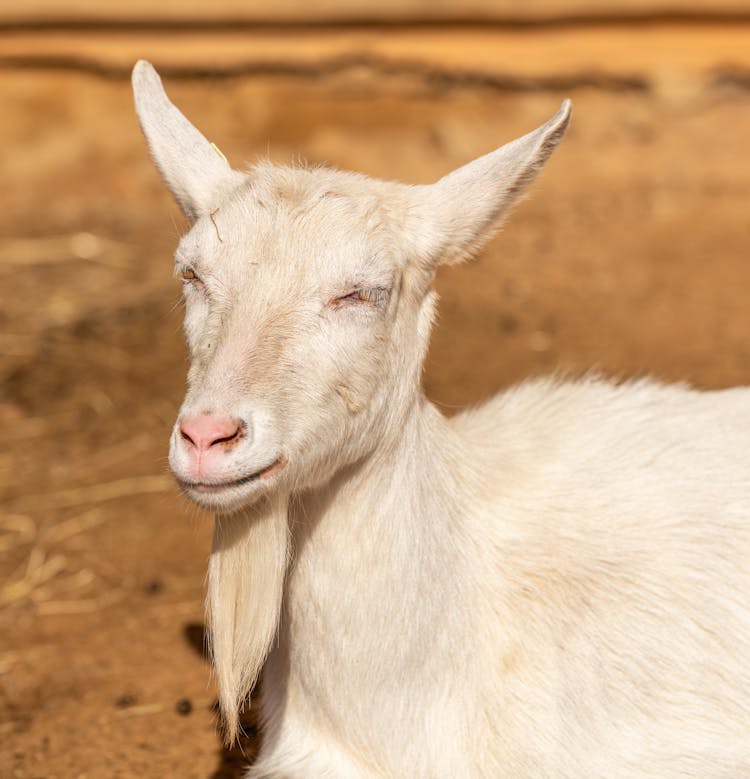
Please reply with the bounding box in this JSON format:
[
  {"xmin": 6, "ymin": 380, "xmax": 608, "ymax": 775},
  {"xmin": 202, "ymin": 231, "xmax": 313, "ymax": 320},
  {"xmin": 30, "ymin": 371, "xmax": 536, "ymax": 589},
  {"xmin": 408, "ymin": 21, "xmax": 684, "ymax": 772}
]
[
  {"xmin": 2, "ymin": 0, "xmax": 750, "ymax": 26},
  {"xmin": 1, "ymin": 25, "xmax": 749, "ymax": 87}
]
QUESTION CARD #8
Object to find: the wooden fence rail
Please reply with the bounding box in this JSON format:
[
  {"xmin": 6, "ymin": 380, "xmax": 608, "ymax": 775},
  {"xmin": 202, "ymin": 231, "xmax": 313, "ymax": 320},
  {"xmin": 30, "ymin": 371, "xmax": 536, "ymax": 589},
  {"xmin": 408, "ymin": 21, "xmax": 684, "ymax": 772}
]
[{"xmin": 1, "ymin": 2, "xmax": 749, "ymax": 92}]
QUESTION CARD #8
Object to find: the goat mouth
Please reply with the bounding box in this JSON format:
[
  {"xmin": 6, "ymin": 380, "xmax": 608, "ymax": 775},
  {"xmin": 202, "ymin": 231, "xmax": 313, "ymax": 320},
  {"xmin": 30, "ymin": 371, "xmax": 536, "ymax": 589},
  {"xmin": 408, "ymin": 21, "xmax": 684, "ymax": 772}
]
[{"xmin": 178, "ymin": 457, "xmax": 287, "ymax": 494}]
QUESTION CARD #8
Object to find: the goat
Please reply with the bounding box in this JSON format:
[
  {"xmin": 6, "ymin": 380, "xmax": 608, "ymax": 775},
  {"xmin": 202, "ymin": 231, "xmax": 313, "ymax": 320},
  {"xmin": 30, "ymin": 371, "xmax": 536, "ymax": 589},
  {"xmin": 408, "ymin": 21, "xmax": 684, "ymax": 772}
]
[{"xmin": 132, "ymin": 60, "xmax": 750, "ymax": 778}]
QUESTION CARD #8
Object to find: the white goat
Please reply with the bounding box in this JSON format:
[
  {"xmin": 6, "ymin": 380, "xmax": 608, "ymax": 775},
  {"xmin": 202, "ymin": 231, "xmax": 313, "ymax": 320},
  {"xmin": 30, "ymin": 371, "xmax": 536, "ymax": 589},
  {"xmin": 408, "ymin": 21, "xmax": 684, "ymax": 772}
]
[{"xmin": 132, "ymin": 60, "xmax": 750, "ymax": 778}]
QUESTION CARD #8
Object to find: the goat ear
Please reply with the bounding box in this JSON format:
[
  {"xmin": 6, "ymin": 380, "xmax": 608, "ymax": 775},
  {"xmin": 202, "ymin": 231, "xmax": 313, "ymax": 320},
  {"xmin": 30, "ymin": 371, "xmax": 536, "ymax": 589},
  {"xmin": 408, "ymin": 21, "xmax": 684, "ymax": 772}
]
[
  {"xmin": 412, "ymin": 100, "xmax": 571, "ymax": 265},
  {"xmin": 132, "ymin": 60, "xmax": 244, "ymax": 222}
]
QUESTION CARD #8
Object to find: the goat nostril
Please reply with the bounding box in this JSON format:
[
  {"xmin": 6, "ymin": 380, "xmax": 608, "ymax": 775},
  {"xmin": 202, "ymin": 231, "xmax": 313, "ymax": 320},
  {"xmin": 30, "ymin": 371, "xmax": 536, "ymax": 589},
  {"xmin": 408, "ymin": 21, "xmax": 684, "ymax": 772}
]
[
  {"xmin": 209, "ymin": 424, "xmax": 242, "ymax": 448},
  {"xmin": 180, "ymin": 428, "xmax": 196, "ymax": 448}
]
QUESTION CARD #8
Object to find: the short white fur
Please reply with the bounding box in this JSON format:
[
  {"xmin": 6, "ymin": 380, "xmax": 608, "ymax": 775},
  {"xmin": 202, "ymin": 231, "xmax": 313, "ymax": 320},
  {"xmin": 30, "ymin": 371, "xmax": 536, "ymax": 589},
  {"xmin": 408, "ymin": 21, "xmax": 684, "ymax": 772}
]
[{"xmin": 133, "ymin": 60, "xmax": 750, "ymax": 778}]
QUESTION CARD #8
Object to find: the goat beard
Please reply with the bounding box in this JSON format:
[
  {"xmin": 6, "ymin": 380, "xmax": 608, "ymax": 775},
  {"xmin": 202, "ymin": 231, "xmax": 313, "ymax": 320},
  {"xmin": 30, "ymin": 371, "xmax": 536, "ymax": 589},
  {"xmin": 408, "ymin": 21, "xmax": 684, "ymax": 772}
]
[{"xmin": 207, "ymin": 493, "xmax": 290, "ymax": 745}]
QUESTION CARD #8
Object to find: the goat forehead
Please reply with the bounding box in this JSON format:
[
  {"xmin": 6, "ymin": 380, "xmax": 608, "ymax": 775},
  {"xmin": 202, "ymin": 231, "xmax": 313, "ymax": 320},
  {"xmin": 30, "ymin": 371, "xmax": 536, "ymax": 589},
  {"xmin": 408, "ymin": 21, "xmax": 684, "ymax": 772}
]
[{"xmin": 181, "ymin": 182, "xmax": 397, "ymax": 285}]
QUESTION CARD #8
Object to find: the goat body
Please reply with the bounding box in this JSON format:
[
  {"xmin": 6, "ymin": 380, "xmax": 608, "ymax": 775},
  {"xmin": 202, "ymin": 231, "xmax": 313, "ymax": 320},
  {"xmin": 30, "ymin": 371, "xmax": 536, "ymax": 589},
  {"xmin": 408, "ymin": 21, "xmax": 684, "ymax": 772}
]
[{"xmin": 132, "ymin": 61, "xmax": 750, "ymax": 777}]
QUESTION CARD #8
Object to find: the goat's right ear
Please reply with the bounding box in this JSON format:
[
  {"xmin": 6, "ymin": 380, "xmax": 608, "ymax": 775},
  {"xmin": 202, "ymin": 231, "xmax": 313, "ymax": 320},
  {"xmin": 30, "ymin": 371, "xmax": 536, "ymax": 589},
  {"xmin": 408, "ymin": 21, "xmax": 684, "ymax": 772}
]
[{"xmin": 132, "ymin": 60, "xmax": 244, "ymax": 223}]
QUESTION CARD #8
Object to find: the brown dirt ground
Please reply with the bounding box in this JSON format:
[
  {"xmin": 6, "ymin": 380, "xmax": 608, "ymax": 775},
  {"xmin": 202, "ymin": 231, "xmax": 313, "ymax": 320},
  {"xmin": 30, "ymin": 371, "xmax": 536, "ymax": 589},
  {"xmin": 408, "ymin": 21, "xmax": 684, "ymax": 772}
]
[{"xmin": 1, "ymin": 64, "xmax": 750, "ymax": 778}]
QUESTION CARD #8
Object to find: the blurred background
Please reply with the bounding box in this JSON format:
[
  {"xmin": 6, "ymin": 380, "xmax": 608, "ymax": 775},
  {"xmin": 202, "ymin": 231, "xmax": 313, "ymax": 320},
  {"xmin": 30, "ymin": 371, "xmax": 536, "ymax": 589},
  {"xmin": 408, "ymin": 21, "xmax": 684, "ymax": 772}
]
[{"xmin": 2, "ymin": 2, "xmax": 750, "ymax": 777}]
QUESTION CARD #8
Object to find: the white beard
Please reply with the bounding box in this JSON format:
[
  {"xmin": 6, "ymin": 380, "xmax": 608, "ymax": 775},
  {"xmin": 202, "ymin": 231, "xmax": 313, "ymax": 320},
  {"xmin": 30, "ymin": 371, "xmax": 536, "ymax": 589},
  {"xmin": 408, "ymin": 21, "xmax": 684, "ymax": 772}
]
[{"xmin": 207, "ymin": 494, "xmax": 290, "ymax": 744}]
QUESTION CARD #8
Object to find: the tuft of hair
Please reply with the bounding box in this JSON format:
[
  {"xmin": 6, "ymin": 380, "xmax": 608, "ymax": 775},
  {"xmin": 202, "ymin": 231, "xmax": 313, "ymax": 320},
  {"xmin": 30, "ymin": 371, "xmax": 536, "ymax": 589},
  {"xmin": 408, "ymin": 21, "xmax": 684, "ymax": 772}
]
[{"xmin": 207, "ymin": 494, "xmax": 290, "ymax": 744}]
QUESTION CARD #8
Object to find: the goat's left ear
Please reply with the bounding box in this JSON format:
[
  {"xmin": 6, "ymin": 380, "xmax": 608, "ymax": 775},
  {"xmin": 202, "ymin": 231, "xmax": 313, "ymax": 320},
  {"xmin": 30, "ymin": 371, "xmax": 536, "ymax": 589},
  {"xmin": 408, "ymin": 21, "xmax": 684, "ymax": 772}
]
[
  {"xmin": 410, "ymin": 100, "xmax": 571, "ymax": 266},
  {"xmin": 132, "ymin": 60, "xmax": 245, "ymax": 223}
]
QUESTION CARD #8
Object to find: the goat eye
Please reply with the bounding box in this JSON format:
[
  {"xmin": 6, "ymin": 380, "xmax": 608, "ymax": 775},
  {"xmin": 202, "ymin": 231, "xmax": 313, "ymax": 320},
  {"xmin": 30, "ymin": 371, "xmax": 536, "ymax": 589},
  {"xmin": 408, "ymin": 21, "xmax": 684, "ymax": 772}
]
[
  {"xmin": 333, "ymin": 287, "xmax": 389, "ymax": 308},
  {"xmin": 179, "ymin": 266, "xmax": 198, "ymax": 281}
]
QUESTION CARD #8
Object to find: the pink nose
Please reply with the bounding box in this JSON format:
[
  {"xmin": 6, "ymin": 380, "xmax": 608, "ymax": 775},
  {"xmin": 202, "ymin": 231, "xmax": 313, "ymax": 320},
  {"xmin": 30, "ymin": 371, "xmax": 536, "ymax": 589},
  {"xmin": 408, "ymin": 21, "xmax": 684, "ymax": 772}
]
[{"xmin": 179, "ymin": 413, "xmax": 244, "ymax": 452}]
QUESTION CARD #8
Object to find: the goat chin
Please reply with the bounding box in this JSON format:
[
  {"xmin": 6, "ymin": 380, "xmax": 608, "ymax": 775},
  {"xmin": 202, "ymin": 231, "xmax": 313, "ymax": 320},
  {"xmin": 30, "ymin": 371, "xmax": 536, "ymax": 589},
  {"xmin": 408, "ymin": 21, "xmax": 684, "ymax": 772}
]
[{"xmin": 207, "ymin": 494, "xmax": 290, "ymax": 744}]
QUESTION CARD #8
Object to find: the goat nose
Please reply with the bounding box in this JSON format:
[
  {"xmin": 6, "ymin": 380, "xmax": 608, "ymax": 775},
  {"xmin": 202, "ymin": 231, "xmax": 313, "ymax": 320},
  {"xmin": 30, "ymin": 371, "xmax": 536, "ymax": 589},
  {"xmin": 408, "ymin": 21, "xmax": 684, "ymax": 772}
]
[{"xmin": 179, "ymin": 414, "xmax": 244, "ymax": 452}]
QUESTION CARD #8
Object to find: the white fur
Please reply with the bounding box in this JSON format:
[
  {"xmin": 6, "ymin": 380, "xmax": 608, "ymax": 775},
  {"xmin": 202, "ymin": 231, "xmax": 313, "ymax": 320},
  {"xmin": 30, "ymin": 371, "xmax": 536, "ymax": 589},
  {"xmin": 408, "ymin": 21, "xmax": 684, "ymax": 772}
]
[{"xmin": 133, "ymin": 60, "xmax": 750, "ymax": 777}]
